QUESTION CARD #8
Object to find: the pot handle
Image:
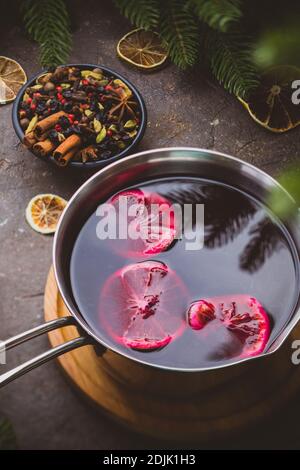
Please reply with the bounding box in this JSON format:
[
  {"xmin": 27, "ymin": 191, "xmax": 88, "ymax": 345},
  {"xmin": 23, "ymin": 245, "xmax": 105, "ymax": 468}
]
[{"xmin": 0, "ymin": 317, "xmax": 95, "ymax": 387}]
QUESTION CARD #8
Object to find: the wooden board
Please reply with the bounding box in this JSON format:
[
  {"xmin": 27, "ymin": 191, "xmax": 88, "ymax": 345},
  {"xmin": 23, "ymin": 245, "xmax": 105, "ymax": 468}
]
[{"xmin": 44, "ymin": 266, "xmax": 300, "ymax": 442}]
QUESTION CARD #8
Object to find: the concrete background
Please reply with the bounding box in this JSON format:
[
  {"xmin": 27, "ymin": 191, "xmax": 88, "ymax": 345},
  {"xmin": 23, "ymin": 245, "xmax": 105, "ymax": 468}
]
[{"xmin": 0, "ymin": 0, "xmax": 300, "ymax": 449}]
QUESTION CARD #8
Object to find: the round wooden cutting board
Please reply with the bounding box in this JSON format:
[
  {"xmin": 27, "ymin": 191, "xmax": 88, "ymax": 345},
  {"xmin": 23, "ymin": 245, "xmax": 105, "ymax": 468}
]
[{"xmin": 44, "ymin": 266, "xmax": 300, "ymax": 442}]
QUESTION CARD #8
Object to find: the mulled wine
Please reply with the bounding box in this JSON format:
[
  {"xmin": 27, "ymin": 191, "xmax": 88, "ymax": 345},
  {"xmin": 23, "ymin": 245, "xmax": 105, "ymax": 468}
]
[{"xmin": 70, "ymin": 177, "xmax": 299, "ymax": 369}]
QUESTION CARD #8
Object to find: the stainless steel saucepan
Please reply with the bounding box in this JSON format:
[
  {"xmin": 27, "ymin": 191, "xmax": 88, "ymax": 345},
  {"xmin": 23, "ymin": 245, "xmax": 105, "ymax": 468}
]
[{"xmin": 1, "ymin": 148, "xmax": 299, "ymax": 392}]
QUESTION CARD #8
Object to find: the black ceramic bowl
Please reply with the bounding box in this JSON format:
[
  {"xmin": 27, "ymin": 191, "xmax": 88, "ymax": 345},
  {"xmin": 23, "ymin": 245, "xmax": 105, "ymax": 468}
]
[{"xmin": 12, "ymin": 63, "xmax": 147, "ymax": 170}]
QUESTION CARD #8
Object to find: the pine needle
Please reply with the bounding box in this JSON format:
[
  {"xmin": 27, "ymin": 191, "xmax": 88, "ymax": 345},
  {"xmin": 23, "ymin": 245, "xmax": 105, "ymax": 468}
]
[
  {"xmin": 113, "ymin": 0, "xmax": 160, "ymax": 30},
  {"xmin": 204, "ymin": 29, "xmax": 260, "ymax": 98},
  {"xmin": 186, "ymin": 0, "xmax": 242, "ymax": 32},
  {"xmin": 160, "ymin": 0, "xmax": 199, "ymax": 69},
  {"xmin": 21, "ymin": 0, "xmax": 72, "ymax": 68}
]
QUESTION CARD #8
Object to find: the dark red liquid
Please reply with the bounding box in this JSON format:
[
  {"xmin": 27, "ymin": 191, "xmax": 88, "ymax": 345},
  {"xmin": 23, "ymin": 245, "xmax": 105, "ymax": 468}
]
[{"xmin": 70, "ymin": 178, "xmax": 299, "ymax": 369}]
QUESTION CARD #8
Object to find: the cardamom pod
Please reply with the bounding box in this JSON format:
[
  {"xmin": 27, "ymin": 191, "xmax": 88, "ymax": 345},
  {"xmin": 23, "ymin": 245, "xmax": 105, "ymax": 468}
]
[
  {"xmin": 93, "ymin": 118, "xmax": 102, "ymax": 133},
  {"xmin": 124, "ymin": 120, "xmax": 137, "ymax": 130},
  {"xmin": 25, "ymin": 115, "xmax": 38, "ymax": 134},
  {"xmin": 96, "ymin": 127, "xmax": 107, "ymax": 143}
]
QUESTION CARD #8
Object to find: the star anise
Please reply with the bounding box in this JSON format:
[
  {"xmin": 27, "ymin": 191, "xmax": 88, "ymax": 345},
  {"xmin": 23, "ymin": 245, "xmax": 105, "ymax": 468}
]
[{"xmin": 105, "ymin": 85, "xmax": 138, "ymax": 122}]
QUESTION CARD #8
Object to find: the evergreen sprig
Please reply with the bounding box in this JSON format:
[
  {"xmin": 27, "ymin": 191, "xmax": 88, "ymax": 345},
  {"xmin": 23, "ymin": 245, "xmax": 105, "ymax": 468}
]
[
  {"xmin": 160, "ymin": 0, "xmax": 199, "ymax": 69},
  {"xmin": 113, "ymin": 0, "xmax": 160, "ymax": 30},
  {"xmin": 204, "ymin": 29, "xmax": 259, "ymax": 98},
  {"xmin": 21, "ymin": 0, "xmax": 72, "ymax": 68},
  {"xmin": 20, "ymin": 0, "xmax": 261, "ymax": 97},
  {"xmin": 186, "ymin": 0, "xmax": 242, "ymax": 32}
]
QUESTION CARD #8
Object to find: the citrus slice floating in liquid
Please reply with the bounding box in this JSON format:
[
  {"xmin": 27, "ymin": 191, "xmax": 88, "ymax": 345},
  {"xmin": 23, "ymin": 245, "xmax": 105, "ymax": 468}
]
[
  {"xmin": 99, "ymin": 261, "xmax": 187, "ymax": 351},
  {"xmin": 187, "ymin": 295, "xmax": 270, "ymax": 359},
  {"xmin": 109, "ymin": 189, "xmax": 177, "ymax": 257}
]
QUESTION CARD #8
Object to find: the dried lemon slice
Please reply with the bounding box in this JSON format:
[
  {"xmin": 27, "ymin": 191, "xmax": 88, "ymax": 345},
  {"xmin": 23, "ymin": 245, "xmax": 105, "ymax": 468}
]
[
  {"xmin": 239, "ymin": 65, "xmax": 300, "ymax": 133},
  {"xmin": 0, "ymin": 56, "xmax": 27, "ymax": 104},
  {"xmin": 117, "ymin": 29, "xmax": 168, "ymax": 70},
  {"xmin": 25, "ymin": 194, "xmax": 67, "ymax": 234}
]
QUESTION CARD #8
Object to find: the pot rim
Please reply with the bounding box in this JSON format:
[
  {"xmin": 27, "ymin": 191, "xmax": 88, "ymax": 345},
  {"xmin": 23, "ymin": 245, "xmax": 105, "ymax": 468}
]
[
  {"xmin": 53, "ymin": 147, "xmax": 300, "ymax": 373},
  {"xmin": 12, "ymin": 63, "xmax": 147, "ymax": 170}
]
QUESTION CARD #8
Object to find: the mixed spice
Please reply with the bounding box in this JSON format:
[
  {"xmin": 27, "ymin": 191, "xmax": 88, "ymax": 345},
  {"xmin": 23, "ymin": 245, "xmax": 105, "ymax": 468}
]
[{"xmin": 19, "ymin": 66, "xmax": 141, "ymax": 166}]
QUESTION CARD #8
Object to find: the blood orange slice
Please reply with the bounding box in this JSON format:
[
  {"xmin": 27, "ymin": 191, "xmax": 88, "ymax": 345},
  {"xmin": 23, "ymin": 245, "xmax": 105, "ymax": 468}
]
[
  {"xmin": 99, "ymin": 261, "xmax": 187, "ymax": 351},
  {"xmin": 187, "ymin": 295, "xmax": 270, "ymax": 359},
  {"xmin": 109, "ymin": 189, "xmax": 176, "ymax": 257}
]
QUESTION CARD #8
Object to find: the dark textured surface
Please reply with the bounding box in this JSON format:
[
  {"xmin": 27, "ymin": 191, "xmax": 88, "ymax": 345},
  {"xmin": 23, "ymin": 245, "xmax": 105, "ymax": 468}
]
[{"xmin": 0, "ymin": 1, "xmax": 300, "ymax": 450}]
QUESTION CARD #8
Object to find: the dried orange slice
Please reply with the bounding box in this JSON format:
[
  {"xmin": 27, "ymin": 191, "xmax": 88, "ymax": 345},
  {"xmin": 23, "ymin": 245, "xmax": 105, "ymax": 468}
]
[
  {"xmin": 25, "ymin": 194, "xmax": 67, "ymax": 234},
  {"xmin": 117, "ymin": 29, "xmax": 168, "ymax": 70},
  {"xmin": 0, "ymin": 56, "xmax": 27, "ymax": 105},
  {"xmin": 239, "ymin": 65, "xmax": 300, "ymax": 132}
]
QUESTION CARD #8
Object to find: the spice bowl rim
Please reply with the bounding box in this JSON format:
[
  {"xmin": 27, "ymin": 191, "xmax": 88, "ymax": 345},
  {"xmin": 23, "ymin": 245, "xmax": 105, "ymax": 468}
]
[{"xmin": 12, "ymin": 63, "xmax": 147, "ymax": 169}]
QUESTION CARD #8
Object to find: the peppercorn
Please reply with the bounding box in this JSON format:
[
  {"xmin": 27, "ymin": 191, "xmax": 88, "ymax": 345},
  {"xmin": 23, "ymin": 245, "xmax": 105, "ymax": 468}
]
[
  {"xmin": 44, "ymin": 82, "xmax": 55, "ymax": 92},
  {"xmin": 63, "ymin": 128, "xmax": 73, "ymax": 138},
  {"xmin": 48, "ymin": 129, "xmax": 59, "ymax": 144},
  {"xmin": 20, "ymin": 118, "xmax": 30, "ymax": 130},
  {"xmin": 63, "ymin": 102, "xmax": 73, "ymax": 112},
  {"xmin": 81, "ymin": 116, "xmax": 89, "ymax": 124},
  {"xmin": 58, "ymin": 116, "xmax": 70, "ymax": 129},
  {"xmin": 36, "ymin": 103, "xmax": 46, "ymax": 113}
]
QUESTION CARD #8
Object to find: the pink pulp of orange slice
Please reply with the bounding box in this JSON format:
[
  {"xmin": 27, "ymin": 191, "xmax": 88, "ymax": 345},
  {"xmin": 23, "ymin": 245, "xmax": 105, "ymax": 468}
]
[
  {"xmin": 187, "ymin": 295, "xmax": 270, "ymax": 359},
  {"xmin": 109, "ymin": 189, "xmax": 176, "ymax": 258},
  {"xmin": 99, "ymin": 261, "xmax": 187, "ymax": 351}
]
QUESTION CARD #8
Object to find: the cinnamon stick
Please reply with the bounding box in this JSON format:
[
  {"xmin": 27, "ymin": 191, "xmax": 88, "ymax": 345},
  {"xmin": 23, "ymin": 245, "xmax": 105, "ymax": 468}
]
[
  {"xmin": 33, "ymin": 139, "xmax": 55, "ymax": 157},
  {"xmin": 53, "ymin": 134, "xmax": 82, "ymax": 162},
  {"xmin": 54, "ymin": 148, "xmax": 77, "ymax": 167},
  {"xmin": 35, "ymin": 111, "xmax": 67, "ymax": 136},
  {"xmin": 23, "ymin": 131, "xmax": 37, "ymax": 148}
]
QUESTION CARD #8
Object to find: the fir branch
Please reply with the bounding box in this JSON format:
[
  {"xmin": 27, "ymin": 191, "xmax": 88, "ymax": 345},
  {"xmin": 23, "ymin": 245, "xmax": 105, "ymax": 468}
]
[
  {"xmin": 21, "ymin": 0, "xmax": 72, "ymax": 68},
  {"xmin": 204, "ymin": 29, "xmax": 260, "ymax": 98},
  {"xmin": 113, "ymin": 0, "xmax": 160, "ymax": 30},
  {"xmin": 186, "ymin": 0, "xmax": 242, "ymax": 32},
  {"xmin": 160, "ymin": 0, "xmax": 199, "ymax": 69}
]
